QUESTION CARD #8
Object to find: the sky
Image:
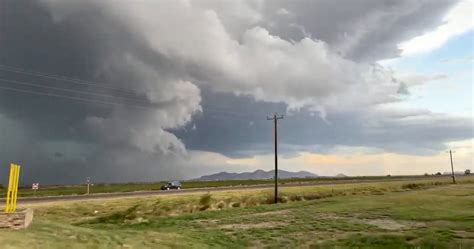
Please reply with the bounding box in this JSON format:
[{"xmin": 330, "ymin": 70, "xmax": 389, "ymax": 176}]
[{"xmin": 0, "ymin": 0, "xmax": 472, "ymax": 185}]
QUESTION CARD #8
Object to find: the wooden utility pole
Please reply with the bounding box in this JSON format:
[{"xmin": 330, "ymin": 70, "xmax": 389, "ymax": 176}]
[
  {"xmin": 447, "ymin": 150, "xmax": 456, "ymax": 184},
  {"xmin": 267, "ymin": 113, "xmax": 284, "ymax": 204}
]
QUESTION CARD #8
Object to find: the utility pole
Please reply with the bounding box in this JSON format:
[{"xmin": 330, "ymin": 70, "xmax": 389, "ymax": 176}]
[
  {"xmin": 446, "ymin": 150, "xmax": 456, "ymax": 184},
  {"xmin": 267, "ymin": 113, "xmax": 284, "ymax": 204}
]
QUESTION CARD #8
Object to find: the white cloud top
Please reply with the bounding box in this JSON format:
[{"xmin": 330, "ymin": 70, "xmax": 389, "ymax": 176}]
[{"xmin": 399, "ymin": 0, "xmax": 474, "ymax": 56}]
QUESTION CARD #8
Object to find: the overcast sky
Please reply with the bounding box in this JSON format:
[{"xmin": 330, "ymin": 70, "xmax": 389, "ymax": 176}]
[{"xmin": 0, "ymin": 0, "xmax": 472, "ymax": 185}]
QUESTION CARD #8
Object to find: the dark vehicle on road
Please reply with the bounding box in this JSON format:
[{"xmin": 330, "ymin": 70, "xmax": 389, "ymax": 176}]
[{"xmin": 161, "ymin": 181, "xmax": 181, "ymax": 190}]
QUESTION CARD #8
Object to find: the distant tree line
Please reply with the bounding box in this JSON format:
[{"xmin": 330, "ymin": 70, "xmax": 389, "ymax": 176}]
[{"xmin": 424, "ymin": 170, "xmax": 471, "ymax": 176}]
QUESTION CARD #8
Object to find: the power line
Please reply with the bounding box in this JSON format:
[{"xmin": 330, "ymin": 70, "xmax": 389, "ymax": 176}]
[
  {"xmin": 267, "ymin": 113, "xmax": 284, "ymax": 204},
  {"xmin": 0, "ymin": 64, "xmax": 138, "ymax": 94},
  {"xmin": 0, "ymin": 64, "xmax": 285, "ymax": 120},
  {"xmin": 204, "ymin": 106, "xmax": 264, "ymax": 119},
  {"xmin": 0, "ymin": 81, "xmax": 274, "ymax": 120},
  {"xmin": 203, "ymin": 112, "xmax": 266, "ymax": 123},
  {"xmin": 0, "ymin": 84, "xmax": 267, "ymax": 120},
  {"xmin": 0, "ymin": 85, "xmax": 154, "ymax": 110},
  {"xmin": 0, "ymin": 78, "xmax": 150, "ymax": 105}
]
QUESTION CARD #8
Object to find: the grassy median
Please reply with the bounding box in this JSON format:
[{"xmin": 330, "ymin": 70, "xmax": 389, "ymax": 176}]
[
  {"xmin": 0, "ymin": 175, "xmax": 446, "ymax": 198},
  {"xmin": 0, "ymin": 176, "xmax": 473, "ymax": 248}
]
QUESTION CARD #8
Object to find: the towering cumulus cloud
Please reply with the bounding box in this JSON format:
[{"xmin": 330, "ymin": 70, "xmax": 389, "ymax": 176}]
[
  {"xmin": 0, "ymin": 0, "xmax": 470, "ymax": 184},
  {"xmin": 47, "ymin": 0, "xmax": 400, "ymax": 111}
]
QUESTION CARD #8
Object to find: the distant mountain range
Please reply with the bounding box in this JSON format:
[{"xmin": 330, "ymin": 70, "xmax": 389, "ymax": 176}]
[{"xmin": 195, "ymin": 169, "xmax": 318, "ymax": 181}]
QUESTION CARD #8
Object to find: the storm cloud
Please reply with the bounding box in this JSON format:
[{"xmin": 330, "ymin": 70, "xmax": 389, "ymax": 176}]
[{"xmin": 0, "ymin": 0, "xmax": 471, "ymax": 184}]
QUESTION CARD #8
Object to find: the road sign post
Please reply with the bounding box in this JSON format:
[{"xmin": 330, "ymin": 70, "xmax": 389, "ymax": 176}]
[
  {"xmin": 5, "ymin": 163, "xmax": 20, "ymax": 213},
  {"xmin": 86, "ymin": 177, "xmax": 91, "ymax": 195},
  {"xmin": 32, "ymin": 183, "xmax": 39, "ymax": 197}
]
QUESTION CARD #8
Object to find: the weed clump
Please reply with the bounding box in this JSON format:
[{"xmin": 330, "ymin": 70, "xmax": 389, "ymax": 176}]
[
  {"xmin": 230, "ymin": 202, "xmax": 241, "ymax": 208},
  {"xmin": 402, "ymin": 181, "xmax": 449, "ymax": 190},
  {"xmin": 303, "ymin": 194, "xmax": 323, "ymax": 200},
  {"xmin": 199, "ymin": 193, "xmax": 213, "ymax": 211},
  {"xmin": 263, "ymin": 195, "xmax": 288, "ymax": 204},
  {"xmin": 402, "ymin": 183, "xmax": 425, "ymax": 189},
  {"xmin": 243, "ymin": 197, "xmax": 262, "ymax": 207},
  {"xmin": 216, "ymin": 201, "xmax": 226, "ymax": 209},
  {"xmin": 87, "ymin": 205, "xmax": 140, "ymax": 225},
  {"xmin": 288, "ymin": 195, "xmax": 304, "ymax": 202}
]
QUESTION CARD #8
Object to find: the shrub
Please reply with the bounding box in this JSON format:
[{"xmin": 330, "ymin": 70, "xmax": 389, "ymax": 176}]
[
  {"xmin": 241, "ymin": 197, "xmax": 260, "ymax": 207},
  {"xmin": 263, "ymin": 194, "xmax": 287, "ymax": 204},
  {"xmin": 199, "ymin": 193, "xmax": 212, "ymax": 211},
  {"xmin": 288, "ymin": 195, "xmax": 304, "ymax": 202},
  {"xmin": 302, "ymin": 194, "xmax": 322, "ymax": 200},
  {"xmin": 90, "ymin": 205, "xmax": 139, "ymax": 224},
  {"xmin": 231, "ymin": 202, "xmax": 241, "ymax": 208},
  {"xmin": 124, "ymin": 205, "xmax": 140, "ymax": 220},
  {"xmin": 216, "ymin": 201, "xmax": 226, "ymax": 209},
  {"xmin": 401, "ymin": 183, "xmax": 425, "ymax": 189}
]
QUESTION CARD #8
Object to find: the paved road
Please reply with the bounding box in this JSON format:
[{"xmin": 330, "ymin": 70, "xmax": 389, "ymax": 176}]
[{"xmin": 2, "ymin": 176, "xmax": 445, "ymax": 205}]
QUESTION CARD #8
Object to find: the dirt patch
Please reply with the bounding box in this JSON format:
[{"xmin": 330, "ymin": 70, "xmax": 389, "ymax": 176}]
[
  {"xmin": 243, "ymin": 210, "xmax": 290, "ymax": 218},
  {"xmin": 454, "ymin": 230, "xmax": 474, "ymax": 239},
  {"xmin": 429, "ymin": 220, "xmax": 456, "ymax": 227},
  {"xmin": 360, "ymin": 218, "xmax": 426, "ymax": 230},
  {"xmin": 319, "ymin": 212, "xmax": 427, "ymax": 231},
  {"xmin": 192, "ymin": 219, "xmax": 219, "ymax": 226},
  {"xmin": 219, "ymin": 221, "xmax": 286, "ymax": 230},
  {"xmin": 315, "ymin": 213, "xmax": 346, "ymax": 219}
]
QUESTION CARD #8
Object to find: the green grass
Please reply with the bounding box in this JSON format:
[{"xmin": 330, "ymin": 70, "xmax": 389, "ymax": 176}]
[
  {"xmin": 1, "ymin": 177, "xmax": 474, "ymax": 248},
  {"xmin": 0, "ymin": 175, "xmax": 463, "ymax": 198}
]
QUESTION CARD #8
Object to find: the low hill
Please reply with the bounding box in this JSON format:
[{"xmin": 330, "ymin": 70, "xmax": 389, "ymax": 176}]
[{"xmin": 196, "ymin": 169, "xmax": 318, "ymax": 181}]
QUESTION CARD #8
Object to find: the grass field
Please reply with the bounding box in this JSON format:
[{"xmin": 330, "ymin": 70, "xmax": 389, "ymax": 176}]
[
  {"xmin": 1, "ymin": 176, "xmax": 473, "ymax": 248},
  {"xmin": 0, "ymin": 175, "xmax": 452, "ymax": 198}
]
